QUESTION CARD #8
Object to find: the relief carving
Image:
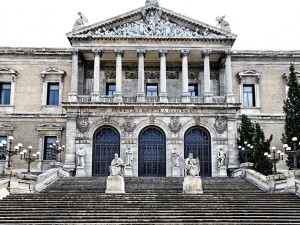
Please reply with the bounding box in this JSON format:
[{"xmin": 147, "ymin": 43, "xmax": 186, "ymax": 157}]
[
  {"xmin": 122, "ymin": 117, "xmax": 136, "ymax": 132},
  {"xmin": 215, "ymin": 116, "xmax": 227, "ymax": 134},
  {"xmin": 168, "ymin": 117, "xmax": 181, "ymax": 133},
  {"xmin": 77, "ymin": 116, "xmax": 90, "ymax": 133}
]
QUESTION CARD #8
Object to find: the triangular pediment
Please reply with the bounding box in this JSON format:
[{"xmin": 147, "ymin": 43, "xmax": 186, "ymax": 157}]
[{"xmin": 67, "ymin": 4, "xmax": 237, "ymax": 42}]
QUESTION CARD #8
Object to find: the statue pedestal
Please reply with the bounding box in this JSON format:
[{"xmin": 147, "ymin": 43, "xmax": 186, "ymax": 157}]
[
  {"xmin": 76, "ymin": 166, "xmax": 86, "ymax": 177},
  {"xmin": 183, "ymin": 176, "xmax": 203, "ymax": 194},
  {"xmin": 124, "ymin": 166, "xmax": 133, "ymax": 177},
  {"xmin": 172, "ymin": 167, "xmax": 180, "ymax": 177},
  {"xmin": 49, "ymin": 162, "xmax": 63, "ymax": 168},
  {"xmin": 218, "ymin": 166, "xmax": 227, "ymax": 177},
  {"xmin": 106, "ymin": 176, "xmax": 125, "ymax": 194}
]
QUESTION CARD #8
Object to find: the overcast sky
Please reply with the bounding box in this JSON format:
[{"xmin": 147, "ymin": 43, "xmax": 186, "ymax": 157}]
[{"xmin": 0, "ymin": 0, "xmax": 299, "ymax": 50}]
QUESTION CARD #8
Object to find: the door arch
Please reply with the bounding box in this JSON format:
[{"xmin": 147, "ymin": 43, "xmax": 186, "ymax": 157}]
[
  {"xmin": 138, "ymin": 126, "xmax": 166, "ymax": 176},
  {"xmin": 184, "ymin": 126, "xmax": 212, "ymax": 177},
  {"xmin": 92, "ymin": 126, "xmax": 120, "ymax": 176}
]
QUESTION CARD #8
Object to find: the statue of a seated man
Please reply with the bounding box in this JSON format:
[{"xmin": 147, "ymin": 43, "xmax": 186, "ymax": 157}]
[
  {"xmin": 109, "ymin": 153, "xmax": 125, "ymax": 176},
  {"xmin": 185, "ymin": 153, "xmax": 200, "ymax": 177}
]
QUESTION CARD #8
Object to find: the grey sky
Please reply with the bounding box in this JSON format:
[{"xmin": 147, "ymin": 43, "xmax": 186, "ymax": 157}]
[{"xmin": 0, "ymin": 0, "xmax": 299, "ymax": 50}]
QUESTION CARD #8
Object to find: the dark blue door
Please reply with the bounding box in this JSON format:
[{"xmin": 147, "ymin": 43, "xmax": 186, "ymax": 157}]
[
  {"xmin": 139, "ymin": 126, "xmax": 166, "ymax": 176},
  {"xmin": 184, "ymin": 126, "xmax": 212, "ymax": 177},
  {"xmin": 93, "ymin": 126, "xmax": 120, "ymax": 176}
]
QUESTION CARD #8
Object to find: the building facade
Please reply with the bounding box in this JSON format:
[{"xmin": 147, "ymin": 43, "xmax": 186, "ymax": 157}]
[{"xmin": 0, "ymin": 1, "xmax": 298, "ymax": 177}]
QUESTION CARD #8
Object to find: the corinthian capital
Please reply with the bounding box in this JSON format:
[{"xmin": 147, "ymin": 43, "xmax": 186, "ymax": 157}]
[
  {"xmin": 180, "ymin": 50, "xmax": 190, "ymax": 58},
  {"xmin": 114, "ymin": 49, "xmax": 124, "ymax": 57},
  {"xmin": 92, "ymin": 49, "xmax": 102, "ymax": 57},
  {"xmin": 202, "ymin": 49, "xmax": 212, "ymax": 57},
  {"xmin": 159, "ymin": 49, "xmax": 168, "ymax": 58},
  {"xmin": 137, "ymin": 49, "xmax": 146, "ymax": 58}
]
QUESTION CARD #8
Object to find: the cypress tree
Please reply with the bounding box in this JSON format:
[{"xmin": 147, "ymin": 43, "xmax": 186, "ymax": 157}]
[
  {"xmin": 252, "ymin": 123, "xmax": 273, "ymax": 175},
  {"xmin": 237, "ymin": 114, "xmax": 255, "ymax": 163},
  {"xmin": 282, "ymin": 63, "xmax": 300, "ymax": 168}
]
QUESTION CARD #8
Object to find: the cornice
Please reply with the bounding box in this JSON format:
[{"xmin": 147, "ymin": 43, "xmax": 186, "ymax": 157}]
[{"xmin": 0, "ymin": 47, "xmax": 73, "ymax": 55}]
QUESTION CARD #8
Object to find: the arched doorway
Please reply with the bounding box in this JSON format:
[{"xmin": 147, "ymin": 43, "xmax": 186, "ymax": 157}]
[
  {"xmin": 184, "ymin": 126, "xmax": 212, "ymax": 177},
  {"xmin": 138, "ymin": 126, "xmax": 166, "ymax": 176},
  {"xmin": 92, "ymin": 126, "xmax": 120, "ymax": 176}
]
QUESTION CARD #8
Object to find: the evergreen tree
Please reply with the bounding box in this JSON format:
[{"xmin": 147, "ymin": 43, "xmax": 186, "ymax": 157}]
[
  {"xmin": 252, "ymin": 123, "xmax": 273, "ymax": 175},
  {"xmin": 237, "ymin": 115, "xmax": 255, "ymax": 163},
  {"xmin": 282, "ymin": 63, "xmax": 300, "ymax": 168}
]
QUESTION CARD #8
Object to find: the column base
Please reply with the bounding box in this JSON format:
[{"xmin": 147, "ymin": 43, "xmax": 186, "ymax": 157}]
[
  {"xmin": 68, "ymin": 92, "xmax": 78, "ymax": 102},
  {"xmin": 204, "ymin": 94, "xmax": 213, "ymax": 103},
  {"xmin": 137, "ymin": 93, "xmax": 145, "ymax": 103},
  {"xmin": 181, "ymin": 93, "xmax": 190, "ymax": 103},
  {"xmin": 159, "ymin": 92, "xmax": 168, "ymax": 103},
  {"xmin": 114, "ymin": 92, "xmax": 123, "ymax": 103},
  {"xmin": 226, "ymin": 94, "xmax": 235, "ymax": 103},
  {"xmin": 91, "ymin": 92, "xmax": 100, "ymax": 102}
]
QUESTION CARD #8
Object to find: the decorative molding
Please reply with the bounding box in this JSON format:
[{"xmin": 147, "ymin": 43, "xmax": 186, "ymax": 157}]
[
  {"xmin": 167, "ymin": 71, "xmax": 179, "ymax": 79},
  {"xmin": 103, "ymin": 115, "xmax": 110, "ymax": 124},
  {"xmin": 237, "ymin": 70, "xmax": 261, "ymax": 84},
  {"xmin": 125, "ymin": 71, "xmax": 138, "ymax": 79},
  {"xmin": 188, "ymin": 71, "xmax": 198, "ymax": 80},
  {"xmin": 168, "ymin": 117, "xmax": 181, "ymax": 133},
  {"xmin": 0, "ymin": 123, "xmax": 15, "ymax": 131},
  {"xmin": 122, "ymin": 117, "xmax": 136, "ymax": 132},
  {"xmin": 41, "ymin": 67, "xmax": 66, "ymax": 82},
  {"xmin": 145, "ymin": 71, "xmax": 160, "ymax": 79},
  {"xmin": 105, "ymin": 71, "xmax": 116, "ymax": 79},
  {"xmin": 0, "ymin": 67, "xmax": 18, "ymax": 82},
  {"xmin": 214, "ymin": 116, "xmax": 227, "ymax": 134},
  {"xmin": 36, "ymin": 124, "xmax": 64, "ymax": 131},
  {"xmin": 77, "ymin": 116, "xmax": 90, "ymax": 133},
  {"xmin": 194, "ymin": 116, "xmax": 201, "ymax": 125}
]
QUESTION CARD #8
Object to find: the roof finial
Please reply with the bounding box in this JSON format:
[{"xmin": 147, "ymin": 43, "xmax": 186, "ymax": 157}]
[{"xmin": 145, "ymin": 0, "xmax": 159, "ymax": 6}]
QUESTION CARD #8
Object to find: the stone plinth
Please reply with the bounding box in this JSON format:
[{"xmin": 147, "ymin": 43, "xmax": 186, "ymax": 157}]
[
  {"xmin": 124, "ymin": 166, "xmax": 133, "ymax": 177},
  {"xmin": 49, "ymin": 162, "xmax": 63, "ymax": 168},
  {"xmin": 76, "ymin": 166, "xmax": 86, "ymax": 177},
  {"xmin": 106, "ymin": 176, "xmax": 125, "ymax": 194},
  {"xmin": 183, "ymin": 176, "xmax": 203, "ymax": 194},
  {"xmin": 172, "ymin": 167, "xmax": 180, "ymax": 177},
  {"xmin": 218, "ymin": 166, "xmax": 227, "ymax": 177}
]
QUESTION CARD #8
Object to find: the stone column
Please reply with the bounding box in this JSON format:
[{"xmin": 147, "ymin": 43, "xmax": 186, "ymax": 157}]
[
  {"xmin": 225, "ymin": 50, "xmax": 235, "ymax": 103},
  {"xmin": 114, "ymin": 49, "xmax": 123, "ymax": 102},
  {"xmin": 91, "ymin": 49, "xmax": 102, "ymax": 102},
  {"xmin": 181, "ymin": 50, "xmax": 190, "ymax": 103},
  {"xmin": 137, "ymin": 49, "xmax": 146, "ymax": 103},
  {"xmin": 159, "ymin": 49, "xmax": 168, "ymax": 103},
  {"xmin": 68, "ymin": 49, "xmax": 79, "ymax": 102},
  {"xmin": 203, "ymin": 50, "xmax": 213, "ymax": 103}
]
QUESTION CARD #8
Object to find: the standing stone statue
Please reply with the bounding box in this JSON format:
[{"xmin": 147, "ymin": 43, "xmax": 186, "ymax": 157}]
[
  {"xmin": 172, "ymin": 148, "xmax": 180, "ymax": 167},
  {"xmin": 109, "ymin": 153, "xmax": 125, "ymax": 176},
  {"xmin": 76, "ymin": 146, "xmax": 86, "ymax": 167},
  {"xmin": 217, "ymin": 148, "xmax": 226, "ymax": 168},
  {"xmin": 145, "ymin": 0, "xmax": 159, "ymax": 6},
  {"xmin": 184, "ymin": 153, "xmax": 200, "ymax": 177},
  {"xmin": 73, "ymin": 12, "xmax": 89, "ymax": 31},
  {"xmin": 125, "ymin": 145, "xmax": 133, "ymax": 166}
]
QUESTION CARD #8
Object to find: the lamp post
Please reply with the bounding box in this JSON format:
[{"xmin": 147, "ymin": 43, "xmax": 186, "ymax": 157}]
[
  {"xmin": 283, "ymin": 137, "xmax": 300, "ymax": 170},
  {"xmin": 264, "ymin": 146, "xmax": 284, "ymax": 175},
  {"xmin": 50, "ymin": 140, "xmax": 65, "ymax": 162},
  {"xmin": 20, "ymin": 146, "xmax": 40, "ymax": 173},
  {"xmin": 2, "ymin": 136, "xmax": 23, "ymax": 170},
  {"xmin": 238, "ymin": 141, "xmax": 253, "ymax": 162}
]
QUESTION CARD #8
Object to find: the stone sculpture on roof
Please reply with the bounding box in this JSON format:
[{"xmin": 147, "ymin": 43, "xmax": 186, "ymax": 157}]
[
  {"xmin": 73, "ymin": 12, "xmax": 89, "ymax": 31},
  {"xmin": 216, "ymin": 15, "xmax": 231, "ymax": 33}
]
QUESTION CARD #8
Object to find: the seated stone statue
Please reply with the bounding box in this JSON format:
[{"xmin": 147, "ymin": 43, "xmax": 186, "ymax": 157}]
[
  {"xmin": 109, "ymin": 153, "xmax": 125, "ymax": 176},
  {"xmin": 185, "ymin": 153, "xmax": 200, "ymax": 177}
]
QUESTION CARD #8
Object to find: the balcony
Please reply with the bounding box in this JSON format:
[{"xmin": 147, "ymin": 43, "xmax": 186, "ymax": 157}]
[{"xmin": 76, "ymin": 95, "xmax": 227, "ymax": 104}]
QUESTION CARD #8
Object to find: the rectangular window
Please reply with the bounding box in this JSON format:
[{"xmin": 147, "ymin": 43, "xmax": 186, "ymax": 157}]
[
  {"xmin": 243, "ymin": 84, "xmax": 255, "ymax": 107},
  {"xmin": 0, "ymin": 136, "xmax": 7, "ymax": 160},
  {"xmin": 0, "ymin": 83, "xmax": 11, "ymax": 105},
  {"xmin": 188, "ymin": 84, "xmax": 198, "ymax": 96},
  {"xmin": 47, "ymin": 83, "xmax": 59, "ymax": 105},
  {"xmin": 106, "ymin": 83, "xmax": 116, "ymax": 96},
  {"xmin": 146, "ymin": 84, "xmax": 158, "ymax": 96},
  {"xmin": 44, "ymin": 136, "xmax": 57, "ymax": 160}
]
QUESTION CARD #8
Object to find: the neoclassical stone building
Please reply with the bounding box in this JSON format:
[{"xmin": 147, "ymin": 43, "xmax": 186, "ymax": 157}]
[{"xmin": 0, "ymin": 0, "xmax": 298, "ymax": 177}]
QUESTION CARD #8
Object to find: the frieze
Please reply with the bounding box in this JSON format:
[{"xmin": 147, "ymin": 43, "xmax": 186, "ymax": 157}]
[
  {"xmin": 168, "ymin": 117, "xmax": 181, "ymax": 133},
  {"xmin": 111, "ymin": 108, "xmax": 199, "ymax": 114},
  {"xmin": 214, "ymin": 116, "xmax": 227, "ymax": 134},
  {"xmin": 36, "ymin": 124, "xmax": 64, "ymax": 131},
  {"xmin": 105, "ymin": 71, "xmax": 116, "ymax": 79},
  {"xmin": 125, "ymin": 71, "xmax": 138, "ymax": 79},
  {"xmin": 145, "ymin": 71, "xmax": 160, "ymax": 79},
  {"xmin": 122, "ymin": 117, "xmax": 136, "ymax": 132},
  {"xmin": 166, "ymin": 71, "xmax": 179, "ymax": 79}
]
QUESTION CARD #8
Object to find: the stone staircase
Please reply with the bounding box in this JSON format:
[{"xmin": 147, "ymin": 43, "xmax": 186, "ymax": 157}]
[{"xmin": 0, "ymin": 177, "xmax": 299, "ymax": 224}]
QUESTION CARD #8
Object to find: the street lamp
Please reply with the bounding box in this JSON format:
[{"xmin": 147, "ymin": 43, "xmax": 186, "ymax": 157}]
[
  {"xmin": 238, "ymin": 141, "xmax": 254, "ymax": 162},
  {"xmin": 264, "ymin": 146, "xmax": 284, "ymax": 174},
  {"xmin": 283, "ymin": 137, "xmax": 300, "ymax": 170},
  {"xmin": 50, "ymin": 140, "xmax": 65, "ymax": 162},
  {"xmin": 2, "ymin": 136, "xmax": 23, "ymax": 169},
  {"xmin": 20, "ymin": 146, "xmax": 40, "ymax": 173}
]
